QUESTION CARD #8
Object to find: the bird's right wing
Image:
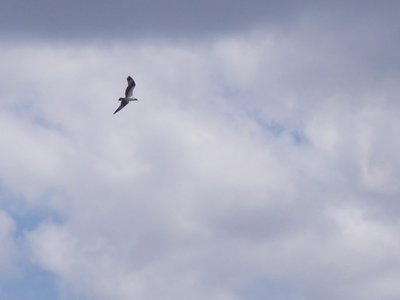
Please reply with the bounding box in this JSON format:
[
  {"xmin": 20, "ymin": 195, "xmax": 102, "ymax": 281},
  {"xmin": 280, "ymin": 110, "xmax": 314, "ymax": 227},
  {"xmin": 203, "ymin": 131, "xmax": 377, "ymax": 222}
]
[{"xmin": 125, "ymin": 76, "xmax": 136, "ymax": 98}]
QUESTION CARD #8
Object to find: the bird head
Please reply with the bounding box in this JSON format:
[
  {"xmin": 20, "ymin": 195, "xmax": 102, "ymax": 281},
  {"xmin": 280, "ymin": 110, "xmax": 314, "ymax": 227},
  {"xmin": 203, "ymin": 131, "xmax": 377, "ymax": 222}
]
[{"xmin": 118, "ymin": 97, "xmax": 124, "ymax": 101}]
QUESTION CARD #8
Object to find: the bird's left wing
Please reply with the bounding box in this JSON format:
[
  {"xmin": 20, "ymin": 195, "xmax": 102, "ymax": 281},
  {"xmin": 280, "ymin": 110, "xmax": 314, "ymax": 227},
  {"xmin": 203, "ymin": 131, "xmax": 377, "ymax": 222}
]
[{"xmin": 113, "ymin": 101, "xmax": 128, "ymax": 114}]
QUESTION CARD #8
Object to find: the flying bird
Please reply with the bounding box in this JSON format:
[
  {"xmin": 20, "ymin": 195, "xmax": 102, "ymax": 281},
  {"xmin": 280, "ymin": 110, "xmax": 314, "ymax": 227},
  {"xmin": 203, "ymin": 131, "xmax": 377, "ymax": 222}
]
[{"xmin": 113, "ymin": 76, "xmax": 138, "ymax": 114}]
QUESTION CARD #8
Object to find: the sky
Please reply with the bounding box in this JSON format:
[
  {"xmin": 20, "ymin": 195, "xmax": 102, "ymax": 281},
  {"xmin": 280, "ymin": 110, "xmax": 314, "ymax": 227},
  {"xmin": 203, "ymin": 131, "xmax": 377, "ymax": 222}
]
[{"xmin": 1, "ymin": 1, "xmax": 400, "ymax": 299}]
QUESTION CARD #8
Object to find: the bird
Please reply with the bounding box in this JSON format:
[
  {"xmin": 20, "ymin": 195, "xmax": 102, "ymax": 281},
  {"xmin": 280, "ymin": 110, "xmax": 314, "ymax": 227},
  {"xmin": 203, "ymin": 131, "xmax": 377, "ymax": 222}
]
[{"xmin": 113, "ymin": 76, "xmax": 138, "ymax": 114}]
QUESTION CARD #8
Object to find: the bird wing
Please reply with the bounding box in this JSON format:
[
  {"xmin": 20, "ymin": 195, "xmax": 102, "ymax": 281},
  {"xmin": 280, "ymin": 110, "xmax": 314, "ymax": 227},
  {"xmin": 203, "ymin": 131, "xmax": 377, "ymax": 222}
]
[
  {"xmin": 125, "ymin": 76, "xmax": 136, "ymax": 98},
  {"xmin": 113, "ymin": 101, "xmax": 128, "ymax": 114}
]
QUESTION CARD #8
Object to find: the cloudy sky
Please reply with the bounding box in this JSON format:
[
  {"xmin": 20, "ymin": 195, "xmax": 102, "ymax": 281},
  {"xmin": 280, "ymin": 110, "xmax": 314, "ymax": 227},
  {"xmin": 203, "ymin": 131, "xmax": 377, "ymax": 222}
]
[{"xmin": 1, "ymin": 1, "xmax": 400, "ymax": 299}]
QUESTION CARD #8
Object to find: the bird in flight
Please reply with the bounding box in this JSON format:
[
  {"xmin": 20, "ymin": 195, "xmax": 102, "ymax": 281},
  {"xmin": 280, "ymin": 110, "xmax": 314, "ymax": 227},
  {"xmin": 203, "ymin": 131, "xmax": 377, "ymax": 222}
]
[{"xmin": 113, "ymin": 76, "xmax": 138, "ymax": 114}]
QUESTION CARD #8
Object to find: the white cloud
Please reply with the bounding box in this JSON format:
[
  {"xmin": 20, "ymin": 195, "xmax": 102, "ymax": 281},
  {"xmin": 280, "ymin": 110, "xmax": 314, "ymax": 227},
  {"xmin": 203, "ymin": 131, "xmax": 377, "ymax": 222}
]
[{"xmin": 0, "ymin": 24, "xmax": 400, "ymax": 300}]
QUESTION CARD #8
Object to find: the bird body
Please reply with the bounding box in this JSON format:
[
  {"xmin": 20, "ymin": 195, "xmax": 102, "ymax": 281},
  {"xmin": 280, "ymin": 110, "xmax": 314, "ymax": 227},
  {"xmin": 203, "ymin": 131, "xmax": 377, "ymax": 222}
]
[{"xmin": 114, "ymin": 76, "xmax": 138, "ymax": 114}]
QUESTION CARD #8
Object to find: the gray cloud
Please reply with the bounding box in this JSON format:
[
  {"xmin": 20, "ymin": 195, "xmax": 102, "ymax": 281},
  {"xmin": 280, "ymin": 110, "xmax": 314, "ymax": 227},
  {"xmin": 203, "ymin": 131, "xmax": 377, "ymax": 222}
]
[
  {"xmin": 0, "ymin": 0, "xmax": 302, "ymax": 40},
  {"xmin": 4, "ymin": 1, "xmax": 399, "ymax": 41}
]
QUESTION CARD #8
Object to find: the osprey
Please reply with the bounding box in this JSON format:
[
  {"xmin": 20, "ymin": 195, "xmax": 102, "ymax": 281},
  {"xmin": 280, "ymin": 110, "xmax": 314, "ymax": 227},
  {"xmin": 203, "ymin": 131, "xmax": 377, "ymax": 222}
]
[{"xmin": 113, "ymin": 76, "xmax": 138, "ymax": 114}]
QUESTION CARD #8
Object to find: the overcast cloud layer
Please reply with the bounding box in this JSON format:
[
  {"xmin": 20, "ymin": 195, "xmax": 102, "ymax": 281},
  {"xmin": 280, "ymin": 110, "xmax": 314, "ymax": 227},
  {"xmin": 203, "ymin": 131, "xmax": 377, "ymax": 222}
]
[
  {"xmin": 1, "ymin": 0, "xmax": 301, "ymax": 40},
  {"xmin": 1, "ymin": 1, "xmax": 399, "ymax": 40},
  {"xmin": 1, "ymin": 1, "xmax": 400, "ymax": 300}
]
